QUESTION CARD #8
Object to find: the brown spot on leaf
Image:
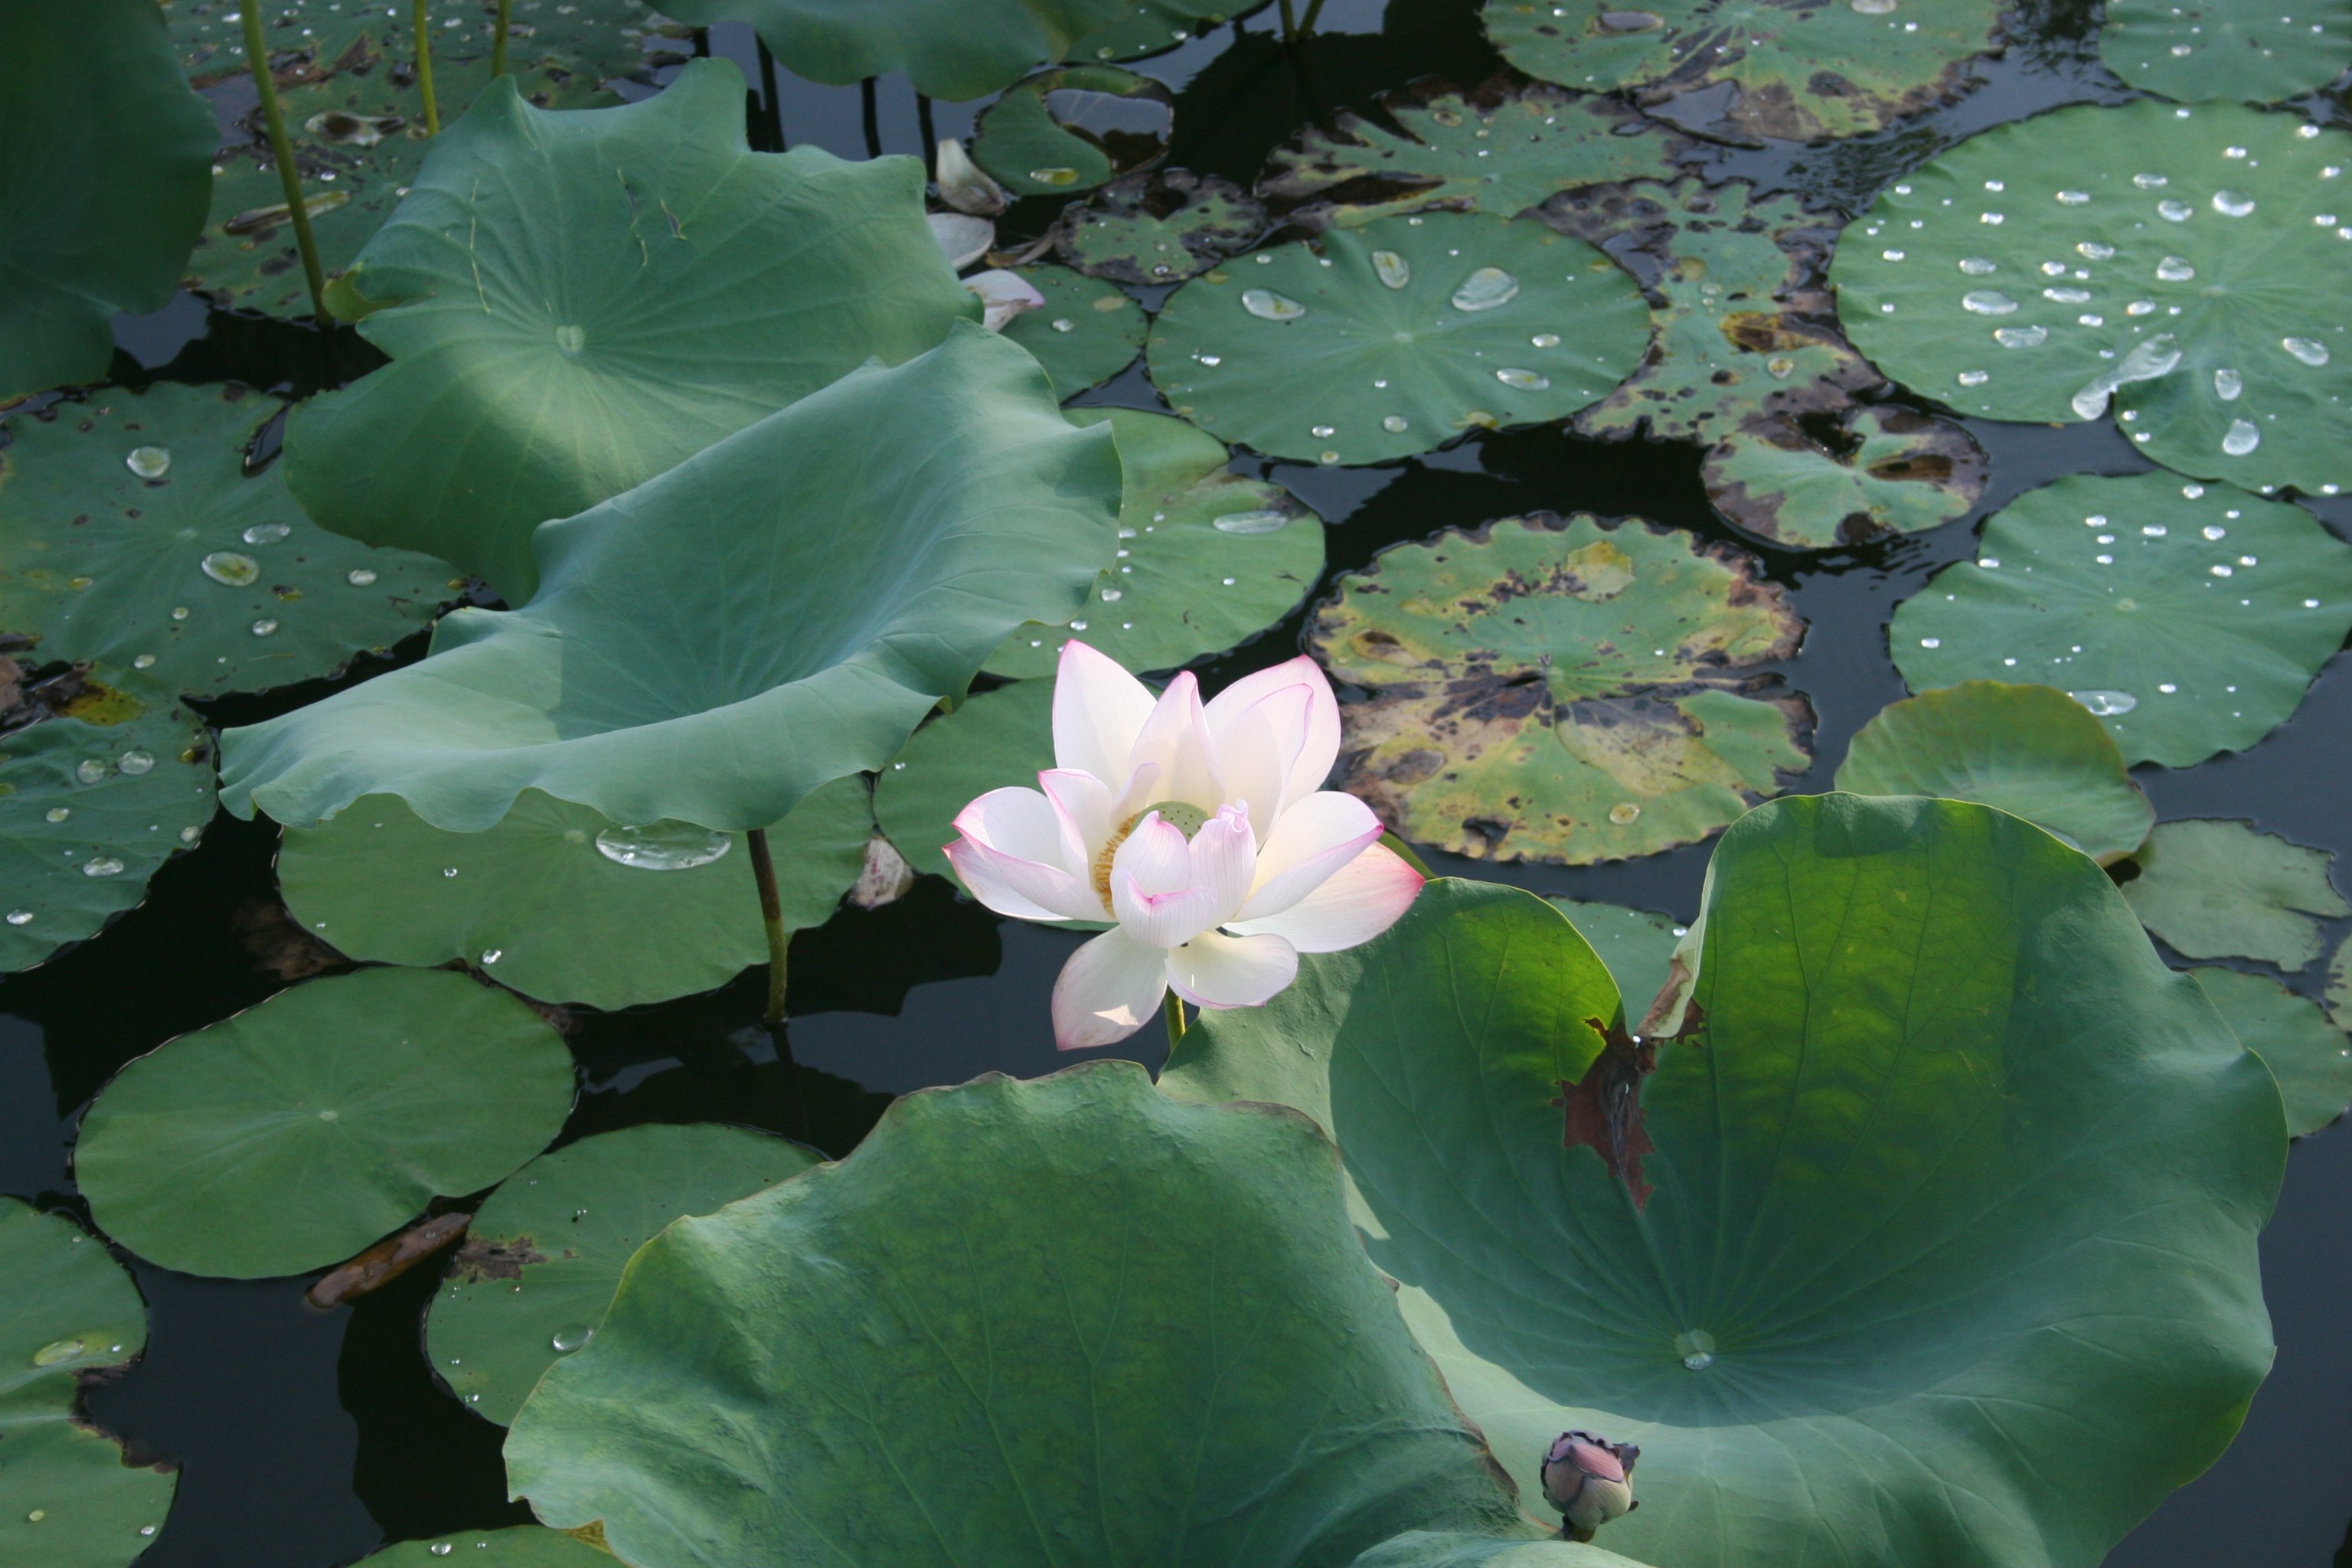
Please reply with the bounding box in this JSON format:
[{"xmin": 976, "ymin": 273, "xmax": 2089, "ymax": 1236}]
[
  {"xmin": 1554, "ymin": 1015, "xmax": 1659, "ymax": 1207},
  {"xmin": 450, "ymin": 1232, "xmax": 549, "ymax": 1284}
]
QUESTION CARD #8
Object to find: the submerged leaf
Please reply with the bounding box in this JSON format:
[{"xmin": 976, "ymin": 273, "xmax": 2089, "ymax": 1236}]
[
  {"xmin": 2123, "ymin": 818, "xmax": 2350, "ymax": 970},
  {"xmin": 2193, "ymin": 966, "xmax": 2352, "ymax": 1137},
  {"xmin": 1703, "ymin": 405, "xmax": 1987, "ymax": 549}
]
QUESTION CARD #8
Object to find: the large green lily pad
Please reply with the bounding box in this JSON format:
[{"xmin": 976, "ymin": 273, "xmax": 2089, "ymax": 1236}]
[
  {"xmin": 283, "ymin": 59, "xmax": 978, "ymax": 601},
  {"xmin": 653, "ymin": 0, "xmax": 1135, "ymax": 100},
  {"xmin": 276, "ymin": 776, "xmax": 874, "ymax": 1012},
  {"xmin": 985, "ymin": 410, "xmax": 1323, "ymax": 679},
  {"xmin": 0, "ymin": 0, "xmax": 214, "ymax": 401},
  {"xmin": 223, "ymin": 325, "xmax": 1121, "ymax": 835},
  {"xmin": 2122, "ymin": 818, "xmax": 2349, "ymax": 970},
  {"xmin": 2193, "ymin": 966, "xmax": 2352, "ymax": 1137},
  {"xmin": 0, "ymin": 670, "xmax": 216, "ymax": 976},
  {"xmin": 0, "ymin": 1200, "xmax": 178, "ymax": 1568},
  {"xmin": 351, "ymin": 1528, "xmax": 609, "ymax": 1566},
  {"xmin": 505, "ymin": 1063, "xmax": 1530, "ymax": 1564},
  {"xmin": 971, "ymin": 64, "xmax": 1174, "ymax": 199},
  {"xmin": 1310, "ymin": 513, "xmax": 1811, "ymax": 864},
  {"xmin": 2100, "ymin": 1, "xmax": 2352, "ymax": 105},
  {"xmin": 1832, "ymin": 101, "xmax": 2352, "ymax": 496},
  {"xmin": 74, "ymin": 967, "xmax": 577, "ymax": 1279},
  {"xmin": 1834, "ymin": 681, "xmax": 2154, "ymax": 864},
  {"xmin": 1701, "ymin": 405, "xmax": 1988, "ymax": 549},
  {"xmin": 872, "ymin": 677, "xmax": 1056, "ymax": 883},
  {"xmin": 1149, "ymin": 212, "xmax": 1650, "ymax": 466},
  {"xmin": 1164, "ymin": 795, "xmax": 2285, "ymax": 1568},
  {"xmin": 1890, "ymin": 473, "xmax": 2352, "ymax": 767},
  {"xmin": 1056, "ymin": 168, "xmax": 1263, "ymax": 284},
  {"xmin": 0, "ymin": 383, "xmax": 456, "ymax": 697},
  {"xmin": 428, "ymin": 1124, "xmax": 816, "ymax": 1425},
  {"xmin": 1481, "ymin": 0, "xmax": 2004, "ymax": 143},
  {"xmin": 996, "ymin": 266, "xmax": 1148, "ymax": 400}
]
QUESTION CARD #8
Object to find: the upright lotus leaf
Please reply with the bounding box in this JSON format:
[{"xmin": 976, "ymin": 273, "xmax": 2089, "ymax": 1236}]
[
  {"xmin": 1354, "ymin": 1537, "xmax": 1661, "ymax": 1568},
  {"xmin": 2193, "ymin": 966, "xmax": 2352, "ymax": 1137},
  {"xmin": 74, "ymin": 968, "xmax": 577, "ymax": 1279},
  {"xmin": 352, "ymin": 1528, "xmax": 609, "ymax": 1566},
  {"xmin": 428, "ymin": 1125, "xmax": 818, "ymax": 1425},
  {"xmin": 0, "ymin": 671, "xmax": 216, "ymax": 975},
  {"xmin": 1834, "ymin": 681, "xmax": 2154, "ymax": 864},
  {"xmin": 1539, "ymin": 180, "xmax": 1882, "ymax": 444},
  {"xmin": 284, "ymin": 59, "xmax": 979, "ymax": 601},
  {"xmin": 1832, "ymin": 101, "xmax": 2352, "ymax": 495},
  {"xmin": 222, "ymin": 325, "xmax": 1122, "ymax": 835},
  {"xmin": 873, "ymin": 678, "xmax": 1057, "ymax": 882},
  {"xmin": 2100, "ymin": 0, "xmax": 2352, "ymax": 104},
  {"xmin": 1259, "ymin": 81, "xmax": 1704, "ymax": 232},
  {"xmin": 972, "ymin": 66, "xmax": 1174, "ymax": 200},
  {"xmin": 1149, "ymin": 212, "xmax": 1651, "ymax": 466},
  {"xmin": 0, "ymin": 0, "xmax": 214, "ymax": 400},
  {"xmin": 1481, "ymin": 0, "xmax": 2004, "ymax": 142},
  {"xmin": 1165, "ymin": 797, "xmax": 2285, "ymax": 1568},
  {"xmin": 1548, "ymin": 900, "xmax": 1683, "ymax": 1024},
  {"xmin": 996, "ymin": 265, "xmax": 1148, "ymax": 400},
  {"xmin": 1311, "ymin": 514, "xmax": 1811, "ymax": 864},
  {"xmin": 505, "ymin": 1063, "xmax": 1530, "ymax": 1564},
  {"xmin": 2122, "ymin": 818, "xmax": 2349, "ymax": 970},
  {"xmin": 1055, "ymin": 168, "xmax": 1265, "ymax": 283},
  {"xmin": 1066, "ymin": 0, "xmax": 1249, "ymax": 63},
  {"xmin": 0, "ymin": 1200, "xmax": 178, "ymax": 1568},
  {"xmin": 653, "ymin": 0, "xmax": 1135, "ymax": 100},
  {"xmin": 0, "ymin": 384, "xmax": 456, "ymax": 697},
  {"xmin": 276, "ymin": 776, "xmax": 875, "ymax": 1011},
  {"xmin": 1890, "ymin": 473, "xmax": 2352, "ymax": 766},
  {"xmin": 985, "ymin": 410, "xmax": 1324, "ymax": 678},
  {"xmin": 1702, "ymin": 406, "xmax": 1988, "ymax": 549}
]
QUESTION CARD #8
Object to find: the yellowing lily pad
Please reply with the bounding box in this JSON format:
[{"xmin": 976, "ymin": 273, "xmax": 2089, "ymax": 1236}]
[
  {"xmin": 1702, "ymin": 406, "xmax": 1987, "ymax": 549},
  {"xmin": 1055, "ymin": 168, "xmax": 1263, "ymax": 284}
]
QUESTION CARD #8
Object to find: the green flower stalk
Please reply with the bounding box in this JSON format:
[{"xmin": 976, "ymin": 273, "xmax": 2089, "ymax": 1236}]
[
  {"xmin": 413, "ymin": 0, "xmax": 441, "ymax": 134},
  {"xmin": 239, "ymin": 4, "xmax": 330, "ymax": 323}
]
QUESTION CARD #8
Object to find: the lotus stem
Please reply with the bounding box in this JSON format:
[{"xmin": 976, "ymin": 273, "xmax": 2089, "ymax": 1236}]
[
  {"xmin": 1164, "ymin": 989, "xmax": 1187, "ymax": 1047},
  {"xmin": 491, "ymin": 0, "xmax": 511, "ymax": 77},
  {"xmin": 411, "ymin": 0, "xmax": 442, "ymax": 133},
  {"xmin": 240, "ymin": 5, "xmax": 332, "ymax": 325},
  {"xmin": 861, "ymin": 77, "xmax": 882, "ymax": 160},
  {"xmin": 748, "ymin": 827, "xmax": 789, "ymax": 1025},
  {"xmin": 756, "ymin": 34, "xmax": 787, "ymax": 149},
  {"xmin": 1279, "ymin": 0, "xmax": 1301, "ymax": 40},
  {"xmin": 1300, "ymin": 0, "xmax": 1328, "ymax": 32}
]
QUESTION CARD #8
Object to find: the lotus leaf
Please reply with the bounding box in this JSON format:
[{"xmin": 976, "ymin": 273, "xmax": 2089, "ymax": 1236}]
[
  {"xmin": 873, "ymin": 677, "xmax": 1056, "ymax": 882},
  {"xmin": 0, "ymin": 671, "xmax": 215, "ymax": 976},
  {"xmin": 276, "ymin": 776, "xmax": 875, "ymax": 1012},
  {"xmin": 1481, "ymin": 0, "xmax": 2003, "ymax": 143},
  {"xmin": 997, "ymin": 265, "xmax": 1148, "ymax": 399},
  {"xmin": 2100, "ymin": 1, "xmax": 2352, "ymax": 105},
  {"xmin": 1353, "ymin": 1537, "xmax": 1660, "ymax": 1568},
  {"xmin": 0, "ymin": 1200, "xmax": 177, "ymax": 1568},
  {"xmin": 283, "ymin": 60, "xmax": 979, "ymax": 601},
  {"xmin": 1889, "ymin": 473, "xmax": 2352, "ymax": 767},
  {"xmin": 0, "ymin": 384, "xmax": 456, "ymax": 697},
  {"xmin": 1149, "ymin": 212, "xmax": 1650, "ymax": 466},
  {"xmin": 352, "ymin": 1528, "xmax": 609, "ymax": 1566},
  {"xmin": 972, "ymin": 65, "xmax": 1174, "ymax": 200},
  {"xmin": 1165, "ymin": 795, "xmax": 2286, "ymax": 1568},
  {"xmin": 74, "ymin": 968, "xmax": 577, "ymax": 1279},
  {"xmin": 985, "ymin": 410, "xmax": 1324, "ymax": 678},
  {"xmin": 2193, "ymin": 966, "xmax": 2352, "ymax": 1137},
  {"xmin": 2333, "ymin": 934, "xmax": 2351, "ymax": 1027},
  {"xmin": 2122, "ymin": 818, "xmax": 2349, "ymax": 970},
  {"xmin": 1056, "ymin": 168, "xmax": 1265, "ymax": 283},
  {"xmin": 1834, "ymin": 681, "xmax": 2154, "ymax": 864},
  {"xmin": 1702, "ymin": 406, "xmax": 1988, "ymax": 549},
  {"xmin": 0, "ymin": 0, "xmax": 214, "ymax": 400},
  {"xmin": 169, "ymin": 0, "xmax": 662, "ymax": 89},
  {"xmin": 1547, "ymin": 900, "xmax": 1683, "ymax": 1024},
  {"xmin": 1310, "ymin": 513, "xmax": 1811, "ymax": 864},
  {"xmin": 428, "ymin": 1124, "xmax": 816, "ymax": 1425},
  {"xmin": 1259, "ymin": 81, "xmax": 1700, "ymax": 232},
  {"xmin": 505, "ymin": 1063, "xmax": 1530, "ymax": 1565},
  {"xmin": 1066, "ymin": 0, "xmax": 1248, "ymax": 63},
  {"xmin": 652, "ymin": 0, "xmax": 1136, "ymax": 100},
  {"xmin": 221, "ymin": 325, "xmax": 1122, "ymax": 835},
  {"xmin": 1832, "ymin": 101, "xmax": 2352, "ymax": 495}
]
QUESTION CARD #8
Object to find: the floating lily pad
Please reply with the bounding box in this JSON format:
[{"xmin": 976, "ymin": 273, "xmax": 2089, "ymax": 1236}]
[
  {"xmin": 1834, "ymin": 681, "xmax": 2154, "ymax": 864},
  {"xmin": 276, "ymin": 777, "xmax": 874, "ymax": 1012},
  {"xmin": 0, "ymin": 671, "xmax": 215, "ymax": 976},
  {"xmin": 1356, "ymin": 1537, "xmax": 1661, "ymax": 1568},
  {"xmin": 1547, "ymin": 900, "xmax": 1683, "ymax": 1022},
  {"xmin": 1259, "ymin": 80, "xmax": 1701, "ymax": 231},
  {"xmin": 1702, "ymin": 406, "xmax": 1988, "ymax": 548},
  {"xmin": 505, "ymin": 1063, "xmax": 1528, "ymax": 1563},
  {"xmin": 1065, "ymin": 0, "xmax": 1246, "ymax": 63},
  {"xmin": 0, "ymin": 384, "xmax": 456, "ymax": 697},
  {"xmin": 0, "ymin": 0, "xmax": 214, "ymax": 400},
  {"xmin": 225, "ymin": 325, "xmax": 1121, "ymax": 836},
  {"xmin": 0, "ymin": 1199, "xmax": 178, "ymax": 1568},
  {"xmin": 2101, "ymin": 0, "xmax": 2352, "ymax": 105},
  {"xmin": 1310, "ymin": 513, "xmax": 1811, "ymax": 864},
  {"xmin": 1165, "ymin": 797, "xmax": 2285, "ymax": 1568},
  {"xmin": 996, "ymin": 266, "xmax": 1148, "ymax": 399},
  {"xmin": 1055, "ymin": 168, "xmax": 1263, "ymax": 283},
  {"xmin": 1149, "ymin": 212, "xmax": 1650, "ymax": 465},
  {"xmin": 351, "ymin": 1528, "xmax": 609, "ymax": 1566},
  {"xmin": 168, "ymin": 0, "xmax": 666, "ymax": 89},
  {"xmin": 2330, "ymin": 933, "xmax": 2351, "ymax": 1027},
  {"xmin": 972, "ymin": 65, "xmax": 1174, "ymax": 199},
  {"xmin": 284, "ymin": 60, "xmax": 978, "ymax": 601},
  {"xmin": 2192, "ymin": 966, "xmax": 2352, "ymax": 1136},
  {"xmin": 1890, "ymin": 473, "xmax": 2352, "ymax": 767},
  {"xmin": 654, "ymin": 0, "xmax": 1134, "ymax": 100},
  {"xmin": 2122, "ymin": 818, "xmax": 2349, "ymax": 970},
  {"xmin": 1832, "ymin": 101, "xmax": 2352, "ymax": 495},
  {"xmin": 873, "ymin": 678, "xmax": 1056, "ymax": 882},
  {"xmin": 74, "ymin": 968, "xmax": 577, "ymax": 1279},
  {"xmin": 984, "ymin": 410, "xmax": 1323, "ymax": 678},
  {"xmin": 1482, "ymin": 0, "xmax": 2004, "ymax": 143},
  {"xmin": 427, "ymin": 1124, "xmax": 817, "ymax": 1425}
]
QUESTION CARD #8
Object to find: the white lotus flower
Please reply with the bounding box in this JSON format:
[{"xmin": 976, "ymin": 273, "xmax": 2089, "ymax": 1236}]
[{"xmin": 946, "ymin": 641, "xmax": 1425, "ymax": 1050}]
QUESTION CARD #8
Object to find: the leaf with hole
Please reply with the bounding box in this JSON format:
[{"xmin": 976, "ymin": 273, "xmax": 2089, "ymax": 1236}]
[
  {"xmin": 2122, "ymin": 818, "xmax": 2349, "ymax": 970},
  {"xmin": 972, "ymin": 65, "xmax": 1173, "ymax": 199},
  {"xmin": 1547, "ymin": 900, "xmax": 1683, "ymax": 1024},
  {"xmin": 996, "ymin": 266, "xmax": 1148, "ymax": 399},
  {"xmin": 1703, "ymin": 406, "xmax": 1987, "ymax": 549},
  {"xmin": 2192, "ymin": 966, "xmax": 2352, "ymax": 1137}
]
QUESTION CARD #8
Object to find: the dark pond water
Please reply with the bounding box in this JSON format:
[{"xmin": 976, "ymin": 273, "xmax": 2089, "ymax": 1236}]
[{"xmin": 7, "ymin": 1, "xmax": 2350, "ymax": 1563}]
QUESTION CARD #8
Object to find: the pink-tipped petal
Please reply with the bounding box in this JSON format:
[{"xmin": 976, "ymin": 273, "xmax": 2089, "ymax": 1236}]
[
  {"xmin": 1187, "ymin": 805, "xmax": 1259, "ymax": 926},
  {"xmin": 1052, "ymin": 641, "xmax": 1155, "ymax": 789},
  {"xmin": 1227, "ymin": 841, "xmax": 1423, "ymax": 952},
  {"xmin": 1236, "ymin": 791, "xmax": 1384, "ymax": 920},
  {"xmin": 952, "ymin": 786, "xmax": 1073, "ymax": 869},
  {"xmin": 1167, "ymin": 929, "xmax": 1298, "ymax": 1009},
  {"xmin": 945, "ymin": 835, "xmax": 1102, "ymax": 923},
  {"xmin": 1125, "ymin": 670, "xmax": 1223, "ymax": 812},
  {"xmin": 1205, "ymin": 655, "xmax": 1341, "ymax": 804},
  {"xmin": 1112, "ymin": 870, "xmax": 1220, "ymax": 950},
  {"xmin": 1214, "ymin": 683, "xmax": 1312, "ymax": 830},
  {"xmin": 1051, "ymin": 928, "xmax": 1170, "ymax": 1050}
]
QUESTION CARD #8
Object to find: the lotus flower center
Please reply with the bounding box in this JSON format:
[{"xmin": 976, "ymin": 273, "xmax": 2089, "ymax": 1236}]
[{"xmin": 1091, "ymin": 799, "xmax": 1210, "ymax": 909}]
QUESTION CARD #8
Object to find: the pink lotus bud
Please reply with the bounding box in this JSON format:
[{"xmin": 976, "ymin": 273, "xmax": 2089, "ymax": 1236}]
[{"xmin": 1540, "ymin": 1430, "xmax": 1639, "ymax": 1542}]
